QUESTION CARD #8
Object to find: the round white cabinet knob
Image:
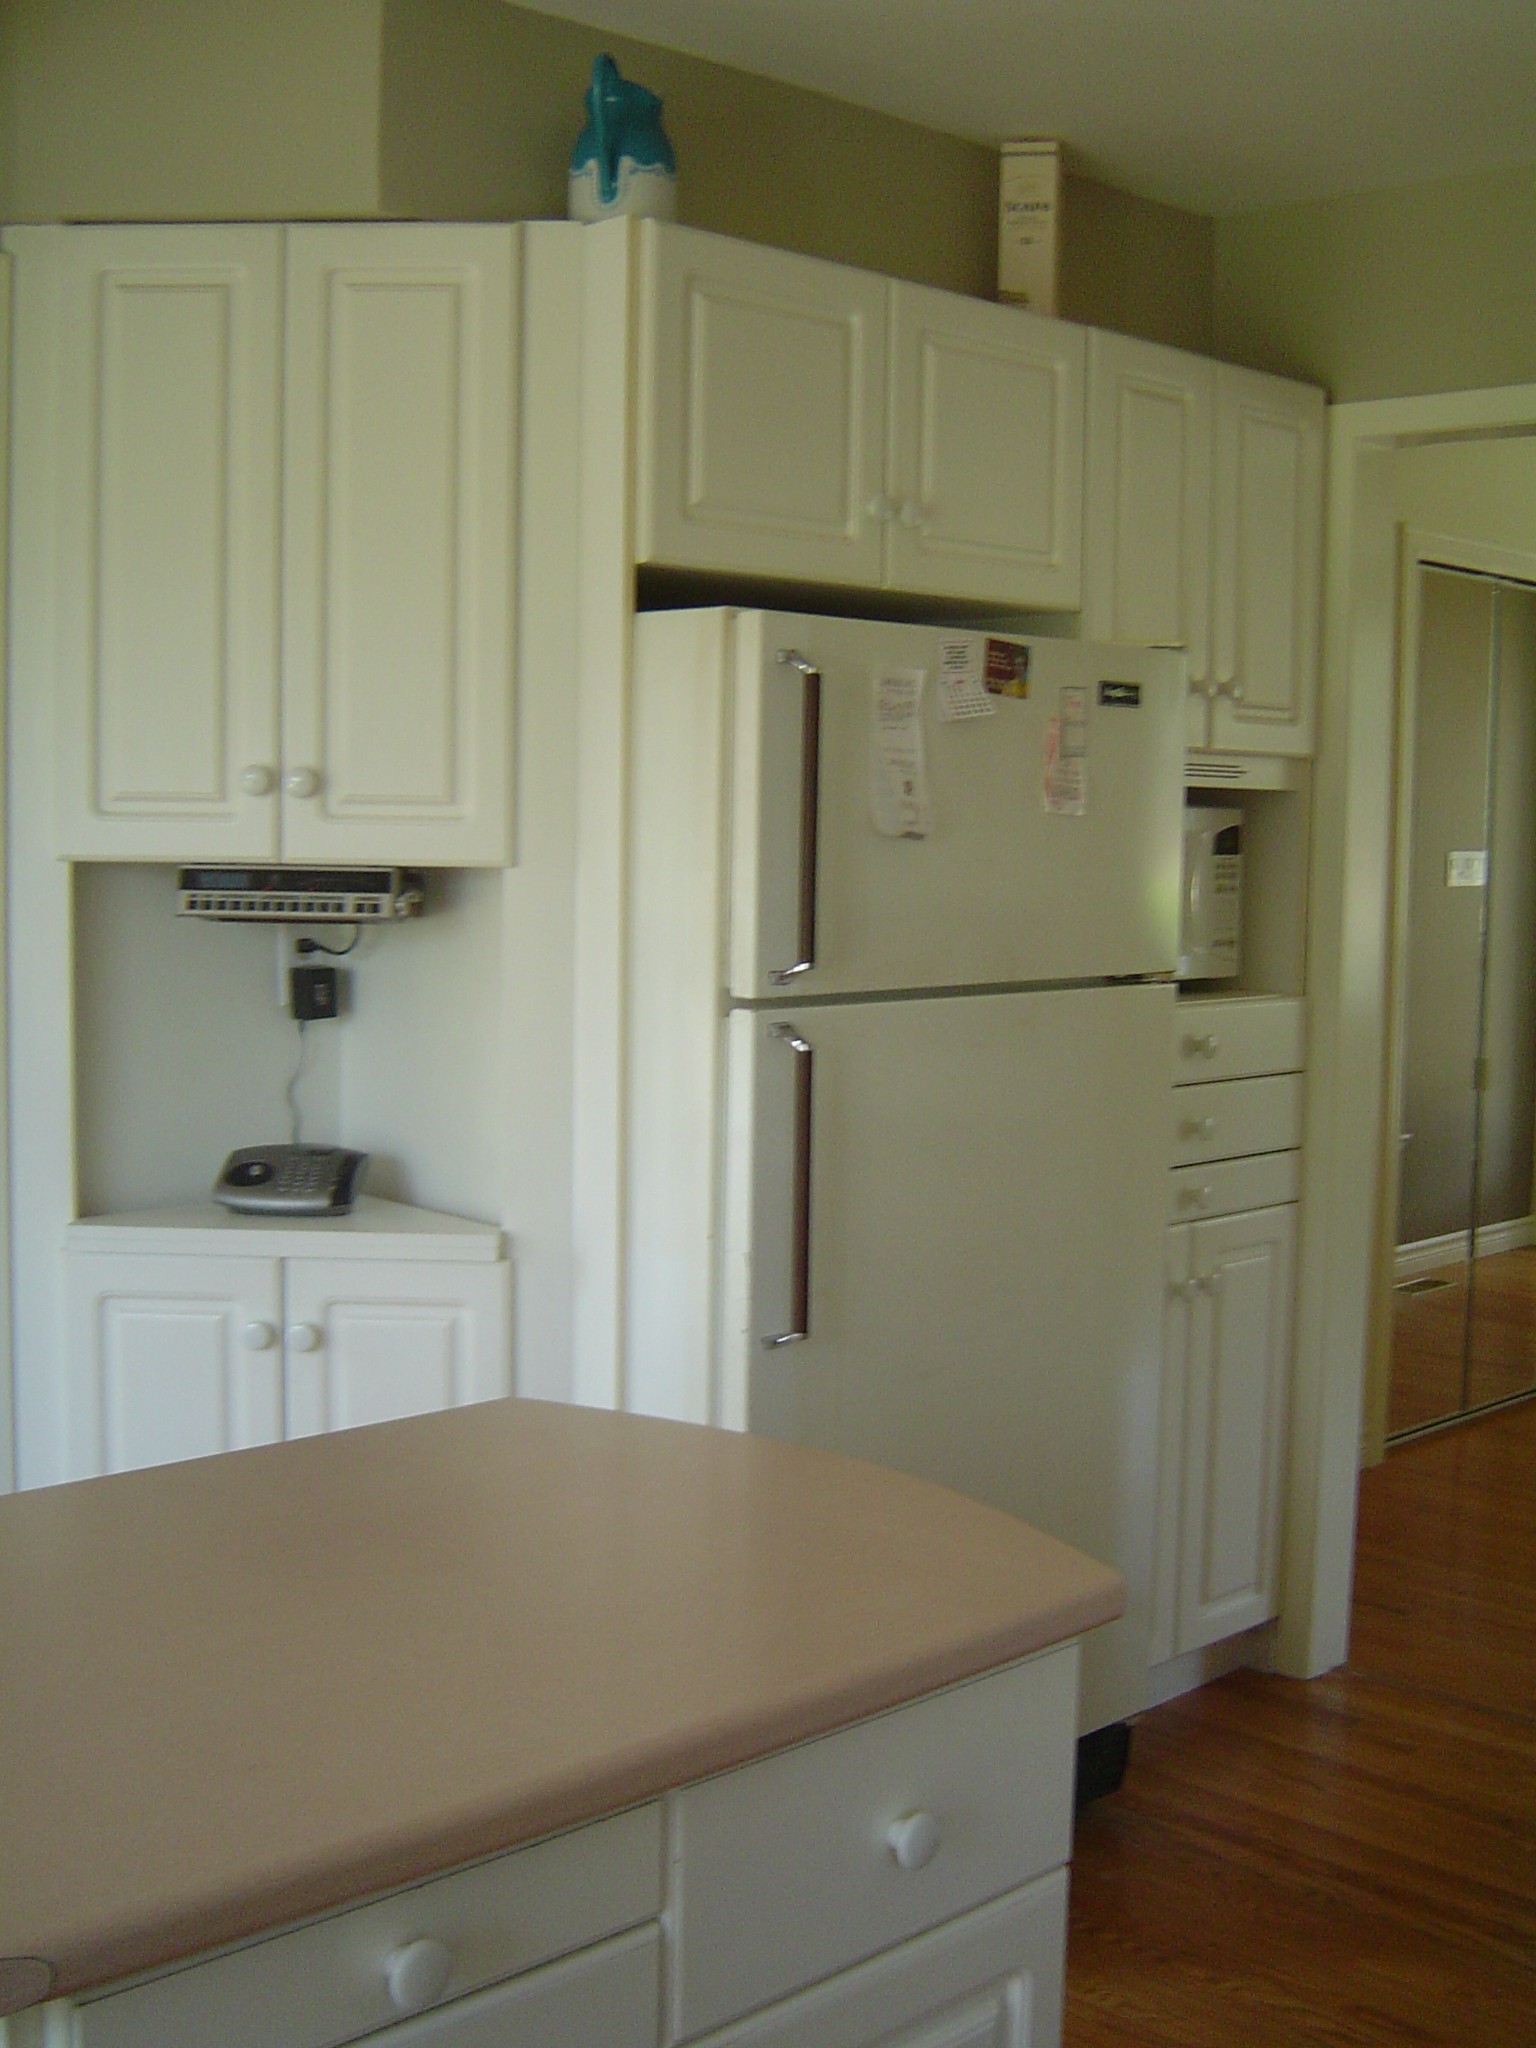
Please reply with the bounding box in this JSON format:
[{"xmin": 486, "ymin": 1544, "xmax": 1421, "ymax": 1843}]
[
  {"xmin": 383, "ymin": 1937, "xmax": 454, "ymax": 2015},
  {"xmin": 240, "ymin": 1321, "xmax": 277, "ymax": 1351},
  {"xmin": 240, "ymin": 765, "xmax": 276, "ymax": 796},
  {"xmin": 1182, "ymin": 1115, "xmax": 1215, "ymax": 1140},
  {"xmin": 865, "ymin": 493, "xmax": 896, "ymax": 523},
  {"xmin": 896, "ymin": 499, "xmax": 926, "ymax": 530},
  {"xmin": 885, "ymin": 1810, "xmax": 942, "ymax": 1871},
  {"xmin": 285, "ymin": 1322, "xmax": 323, "ymax": 1354},
  {"xmin": 1183, "ymin": 1033, "xmax": 1220, "ymax": 1060},
  {"xmin": 283, "ymin": 766, "xmax": 322, "ymax": 800}
]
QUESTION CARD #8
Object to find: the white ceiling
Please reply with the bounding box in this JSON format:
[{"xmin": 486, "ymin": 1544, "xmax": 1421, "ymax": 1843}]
[{"xmin": 524, "ymin": 0, "xmax": 1536, "ymax": 217}]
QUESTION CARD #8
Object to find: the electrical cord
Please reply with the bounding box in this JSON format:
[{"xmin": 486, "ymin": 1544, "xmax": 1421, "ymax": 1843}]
[
  {"xmin": 285, "ymin": 1021, "xmax": 309, "ymax": 1144},
  {"xmin": 296, "ymin": 926, "xmax": 361, "ymax": 958}
]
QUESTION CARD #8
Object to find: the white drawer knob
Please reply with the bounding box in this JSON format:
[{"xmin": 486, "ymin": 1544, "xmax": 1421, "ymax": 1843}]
[
  {"xmin": 1181, "ymin": 1116, "xmax": 1215, "ymax": 1140},
  {"xmin": 384, "ymin": 1937, "xmax": 454, "ymax": 2014},
  {"xmin": 1169, "ymin": 1277, "xmax": 1199, "ymax": 1301},
  {"xmin": 1178, "ymin": 1184, "xmax": 1214, "ymax": 1210},
  {"xmin": 283, "ymin": 765, "xmax": 322, "ymax": 799},
  {"xmin": 885, "ymin": 1810, "xmax": 942, "ymax": 1871},
  {"xmin": 1182, "ymin": 1033, "xmax": 1220, "ymax": 1059},
  {"xmin": 865, "ymin": 493, "xmax": 896, "ymax": 523},
  {"xmin": 285, "ymin": 1322, "xmax": 323, "ymax": 1353},
  {"xmin": 240, "ymin": 1320, "xmax": 277, "ymax": 1351},
  {"xmin": 897, "ymin": 498, "xmax": 927, "ymax": 530},
  {"xmin": 240, "ymin": 764, "xmax": 276, "ymax": 796}
]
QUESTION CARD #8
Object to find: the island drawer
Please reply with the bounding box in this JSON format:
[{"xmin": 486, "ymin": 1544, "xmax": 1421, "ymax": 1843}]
[
  {"xmin": 1170, "ymin": 1073, "xmax": 1303, "ymax": 1167},
  {"xmin": 666, "ymin": 1648, "xmax": 1077, "ymax": 2040},
  {"xmin": 1169, "ymin": 1149, "xmax": 1301, "ymax": 1221},
  {"xmin": 1173, "ymin": 996, "xmax": 1304, "ymax": 1084},
  {"xmin": 70, "ymin": 1803, "xmax": 663, "ymax": 2048}
]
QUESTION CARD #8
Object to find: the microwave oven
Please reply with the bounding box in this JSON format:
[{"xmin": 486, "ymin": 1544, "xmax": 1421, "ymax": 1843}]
[{"xmin": 1179, "ymin": 806, "xmax": 1242, "ymax": 980}]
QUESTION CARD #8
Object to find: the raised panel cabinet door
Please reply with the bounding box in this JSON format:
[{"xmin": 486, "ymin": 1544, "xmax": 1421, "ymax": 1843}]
[
  {"xmin": 1082, "ymin": 330, "xmax": 1214, "ymax": 747},
  {"xmin": 63, "ymin": 1251, "xmax": 284, "ymax": 1480},
  {"xmin": 1209, "ymin": 364, "xmax": 1324, "ymax": 756},
  {"xmin": 683, "ymin": 1877, "xmax": 1067, "ymax": 2048},
  {"xmin": 1177, "ymin": 1203, "xmax": 1296, "ymax": 1652},
  {"xmin": 43, "ymin": 226, "xmax": 284, "ymax": 858},
  {"xmin": 281, "ymin": 1257, "xmax": 512, "ymax": 1439},
  {"xmin": 635, "ymin": 222, "xmax": 888, "ymax": 586},
  {"xmin": 281, "ymin": 226, "xmax": 517, "ymax": 865},
  {"xmin": 1150, "ymin": 1224, "xmax": 1194, "ymax": 1668},
  {"xmin": 887, "ymin": 285, "xmax": 1084, "ymax": 608}
]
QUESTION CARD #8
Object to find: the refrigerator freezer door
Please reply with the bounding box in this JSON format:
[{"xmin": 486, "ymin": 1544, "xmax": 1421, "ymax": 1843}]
[
  {"xmin": 720, "ymin": 982, "xmax": 1172, "ymax": 1734},
  {"xmin": 722, "ymin": 612, "xmax": 1184, "ymax": 999}
]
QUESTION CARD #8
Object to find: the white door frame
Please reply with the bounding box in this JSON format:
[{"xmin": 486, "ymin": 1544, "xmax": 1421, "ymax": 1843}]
[{"xmin": 1281, "ymin": 383, "xmax": 1536, "ymax": 1677}]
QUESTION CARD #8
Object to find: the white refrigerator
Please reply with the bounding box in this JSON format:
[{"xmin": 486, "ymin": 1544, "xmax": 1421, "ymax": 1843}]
[{"xmin": 616, "ymin": 608, "xmax": 1185, "ymax": 1732}]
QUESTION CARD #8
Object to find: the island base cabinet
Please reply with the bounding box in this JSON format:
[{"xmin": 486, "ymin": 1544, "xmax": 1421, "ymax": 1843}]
[{"xmin": 681, "ymin": 1875, "xmax": 1066, "ymax": 2048}]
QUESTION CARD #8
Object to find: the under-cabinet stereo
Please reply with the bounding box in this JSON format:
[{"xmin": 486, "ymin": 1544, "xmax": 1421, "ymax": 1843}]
[{"xmin": 176, "ymin": 867, "xmax": 425, "ymax": 924}]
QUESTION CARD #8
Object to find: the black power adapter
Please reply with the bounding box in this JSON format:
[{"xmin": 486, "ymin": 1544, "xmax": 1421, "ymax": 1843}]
[{"xmin": 290, "ymin": 965, "xmax": 339, "ymax": 1021}]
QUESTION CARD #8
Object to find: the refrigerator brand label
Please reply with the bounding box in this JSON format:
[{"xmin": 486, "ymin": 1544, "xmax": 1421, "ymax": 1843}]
[
  {"xmin": 1098, "ymin": 681, "xmax": 1142, "ymax": 707},
  {"xmin": 983, "ymin": 639, "xmax": 1031, "ymax": 698}
]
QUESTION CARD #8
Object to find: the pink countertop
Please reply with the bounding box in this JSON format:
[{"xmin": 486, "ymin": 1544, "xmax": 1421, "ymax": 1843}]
[{"xmin": 0, "ymin": 1397, "xmax": 1122, "ymax": 2012}]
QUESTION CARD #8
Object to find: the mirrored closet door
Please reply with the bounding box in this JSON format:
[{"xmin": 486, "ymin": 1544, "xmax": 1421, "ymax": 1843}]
[{"xmin": 1391, "ymin": 565, "xmax": 1536, "ymax": 1437}]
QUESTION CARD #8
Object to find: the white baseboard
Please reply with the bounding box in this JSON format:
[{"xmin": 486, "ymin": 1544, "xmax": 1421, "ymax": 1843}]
[
  {"xmin": 1144, "ymin": 1623, "xmax": 1276, "ymax": 1711},
  {"xmin": 1395, "ymin": 1214, "xmax": 1535, "ymax": 1282}
]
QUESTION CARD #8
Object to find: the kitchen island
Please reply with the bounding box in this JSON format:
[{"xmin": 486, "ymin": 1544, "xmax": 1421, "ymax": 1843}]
[{"xmin": 0, "ymin": 1397, "xmax": 1122, "ymax": 2047}]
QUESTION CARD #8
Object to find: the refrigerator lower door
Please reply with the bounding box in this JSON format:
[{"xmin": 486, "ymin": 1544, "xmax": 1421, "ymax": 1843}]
[{"xmin": 723, "ymin": 981, "xmax": 1172, "ymax": 1734}]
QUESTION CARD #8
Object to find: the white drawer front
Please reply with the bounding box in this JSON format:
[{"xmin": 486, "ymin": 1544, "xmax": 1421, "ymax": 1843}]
[
  {"xmin": 73, "ymin": 1804, "xmax": 662, "ymax": 2048},
  {"xmin": 685, "ymin": 1873, "xmax": 1066, "ymax": 2048},
  {"xmin": 668, "ymin": 1651, "xmax": 1077, "ymax": 2041},
  {"xmin": 1170, "ymin": 1073, "xmax": 1302, "ymax": 1167},
  {"xmin": 368, "ymin": 1925, "xmax": 659, "ymax": 2047},
  {"xmin": 1168, "ymin": 1150, "xmax": 1301, "ymax": 1221},
  {"xmin": 1173, "ymin": 997, "xmax": 1304, "ymax": 1083}
]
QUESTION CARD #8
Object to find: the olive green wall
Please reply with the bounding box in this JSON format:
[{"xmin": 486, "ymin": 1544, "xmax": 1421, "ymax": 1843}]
[
  {"xmin": 0, "ymin": 0, "xmax": 382, "ymax": 221},
  {"xmin": 0, "ymin": 0, "xmax": 1212, "ymax": 349},
  {"xmin": 1214, "ymin": 161, "xmax": 1536, "ymax": 401}
]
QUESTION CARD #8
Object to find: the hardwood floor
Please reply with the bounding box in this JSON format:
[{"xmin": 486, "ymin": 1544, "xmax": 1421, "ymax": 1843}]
[
  {"xmin": 1389, "ymin": 1245, "xmax": 1536, "ymax": 1436},
  {"xmin": 1063, "ymin": 1399, "xmax": 1536, "ymax": 2046}
]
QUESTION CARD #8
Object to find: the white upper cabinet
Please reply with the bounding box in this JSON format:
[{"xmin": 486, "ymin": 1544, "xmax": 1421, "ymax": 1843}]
[
  {"xmin": 1083, "ymin": 330, "xmax": 1323, "ymax": 756},
  {"xmin": 31, "ymin": 224, "xmax": 516, "ymax": 863},
  {"xmin": 633, "ymin": 223, "xmax": 1084, "ymax": 609},
  {"xmin": 635, "ymin": 224, "xmax": 888, "ymax": 587},
  {"xmin": 45, "ymin": 226, "xmax": 285, "ymax": 860},
  {"xmin": 1208, "ymin": 362, "xmax": 1324, "ymax": 755},
  {"xmin": 885, "ymin": 282, "xmax": 1084, "ymax": 608},
  {"xmin": 280, "ymin": 227, "xmax": 516, "ymax": 865}
]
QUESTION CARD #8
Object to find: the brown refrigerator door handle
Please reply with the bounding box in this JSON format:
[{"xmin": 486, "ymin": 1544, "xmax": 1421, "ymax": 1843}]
[
  {"xmin": 763, "ymin": 1023, "xmax": 813, "ymax": 1347},
  {"xmin": 771, "ymin": 652, "xmax": 821, "ymax": 985}
]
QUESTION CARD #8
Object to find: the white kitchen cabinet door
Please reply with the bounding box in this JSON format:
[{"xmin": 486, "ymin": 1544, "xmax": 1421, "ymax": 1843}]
[
  {"xmin": 44, "ymin": 227, "xmax": 284, "ymax": 859},
  {"xmin": 635, "ymin": 222, "xmax": 888, "ymax": 586},
  {"xmin": 684, "ymin": 1877, "xmax": 1067, "ymax": 2048},
  {"xmin": 1177, "ymin": 1202, "xmax": 1295, "ymax": 1651},
  {"xmin": 885, "ymin": 283, "xmax": 1084, "ymax": 608},
  {"xmin": 280, "ymin": 226, "xmax": 517, "ymax": 865},
  {"xmin": 64, "ymin": 1252, "xmax": 284, "ymax": 1478},
  {"xmin": 1082, "ymin": 330, "xmax": 1213, "ymax": 749},
  {"xmin": 1150, "ymin": 1226, "xmax": 1194, "ymax": 1668},
  {"xmin": 1208, "ymin": 364, "xmax": 1324, "ymax": 757},
  {"xmin": 282, "ymin": 1257, "xmax": 512, "ymax": 1438}
]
